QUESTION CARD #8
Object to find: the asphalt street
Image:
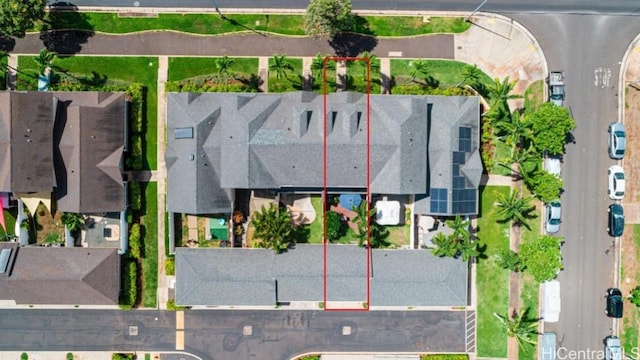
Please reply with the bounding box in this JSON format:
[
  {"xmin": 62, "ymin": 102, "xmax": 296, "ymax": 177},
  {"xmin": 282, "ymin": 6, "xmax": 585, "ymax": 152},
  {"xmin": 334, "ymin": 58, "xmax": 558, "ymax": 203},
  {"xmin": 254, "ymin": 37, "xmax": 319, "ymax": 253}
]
[
  {"xmin": 0, "ymin": 309, "xmax": 467, "ymax": 359},
  {"xmin": 510, "ymin": 13, "xmax": 640, "ymax": 352}
]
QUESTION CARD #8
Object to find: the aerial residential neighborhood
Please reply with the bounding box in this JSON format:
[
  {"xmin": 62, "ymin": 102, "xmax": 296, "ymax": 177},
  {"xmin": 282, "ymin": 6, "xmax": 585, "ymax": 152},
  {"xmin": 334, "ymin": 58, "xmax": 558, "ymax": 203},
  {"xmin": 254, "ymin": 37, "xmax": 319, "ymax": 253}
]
[{"xmin": 0, "ymin": 1, "xmax": 638, "ymax": 360}]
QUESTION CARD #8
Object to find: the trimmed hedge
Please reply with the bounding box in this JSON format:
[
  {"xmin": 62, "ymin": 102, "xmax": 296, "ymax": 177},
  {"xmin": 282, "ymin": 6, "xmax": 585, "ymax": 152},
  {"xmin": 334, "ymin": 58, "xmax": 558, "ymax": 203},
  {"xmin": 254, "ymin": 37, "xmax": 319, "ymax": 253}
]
[
  {"xmin": 128, "ymin": 181, "xmax": 142, "ymax": 211},
  {"xmin": 112, "ymin": 354, "xmax": 135, "ymax": 360},
  {"xmin": 164, "ymin": 257, "xmax": 175, "ymax": 276},
  {"xmin": 128, "ymin": 223, "xmax": 141, "ymax": 259},
  {"xmin": 421, "ymin": 355, "xmax": 468, "ymax": 360},
  {"xmin": 128, "ymin": 134, "xmax": 144, "ymax": 170},
  {"xmin": 119, "ymin": 260, "xmax": 138, "ymax": 308},
  {"xmin": 165, "ymin": 73, "xmax": 255, "ymax": 93},
  {"xmin": 391, "ymin": 84, "xmax": 472, "ymax": 96}
]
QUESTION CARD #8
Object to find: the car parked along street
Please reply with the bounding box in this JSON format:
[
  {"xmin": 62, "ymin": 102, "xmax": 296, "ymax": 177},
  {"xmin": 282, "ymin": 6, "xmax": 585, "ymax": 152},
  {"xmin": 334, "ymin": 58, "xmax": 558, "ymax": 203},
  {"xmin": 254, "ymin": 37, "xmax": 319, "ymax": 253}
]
[
  {"xmin": 608, "ymin": 122, "xmax": 626, "ymax": 160},
  {"xmin": 607, "ymin": 165, "xmax": 625, "ymax": 200},
  {"xmin": 545, "ymin": 200, "xmax": 561, "ymax": 234},
  {"xmin": 605, "ymin": 288, "xmax": 623, "ymax": 318},
  {"xmin": 607, "ymin": 204, "xmax": 624, "ymax": 237},
  {"xmin": 605, "ymin": 335, "xmax": 622, "ymax": 360}
]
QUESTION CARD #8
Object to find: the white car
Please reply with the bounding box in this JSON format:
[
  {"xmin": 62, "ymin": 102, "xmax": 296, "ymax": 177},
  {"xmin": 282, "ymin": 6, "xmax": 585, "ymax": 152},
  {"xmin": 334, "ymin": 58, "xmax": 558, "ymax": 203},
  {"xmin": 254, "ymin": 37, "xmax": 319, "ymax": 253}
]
[
  {"xmin": 605, "ymin": 335, "xmax": 622, "ymax": 360},
  {"xmin": 608, "ymin": 165, "xmax": 625, "ymax": 200},
  {"xmin": 545, "ymin": 200, "xmax": 561, "ymax": 234}
]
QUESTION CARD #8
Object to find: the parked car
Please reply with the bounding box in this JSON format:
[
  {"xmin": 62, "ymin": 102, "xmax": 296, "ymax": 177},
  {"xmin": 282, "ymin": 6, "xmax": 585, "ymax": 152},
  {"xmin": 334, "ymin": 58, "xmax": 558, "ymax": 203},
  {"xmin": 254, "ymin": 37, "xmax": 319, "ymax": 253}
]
[
  {"xmin": 605, "ymin": 335, "xmax": 622, "ymax": 360},
  {"xmin": 607, "ymin": 204, "xmax": 624, "ymax": 237},
  {"xmin": 605, "ymin": 288, "xmax": 623, "ymax": 318},
  {"xmin": 608, "ymin": 122, "xmax": 626, "ymax": 160},
  {"xmin": 544, "ymin": 156, "xmax": 561, "ymax": 177},
  {"xmin": 545, "ymin": 200, "xmax": 561, "ymax": 234},
  {"xmin": 607, "ymin": 165, "xmax": 625, "ymax": 200}
]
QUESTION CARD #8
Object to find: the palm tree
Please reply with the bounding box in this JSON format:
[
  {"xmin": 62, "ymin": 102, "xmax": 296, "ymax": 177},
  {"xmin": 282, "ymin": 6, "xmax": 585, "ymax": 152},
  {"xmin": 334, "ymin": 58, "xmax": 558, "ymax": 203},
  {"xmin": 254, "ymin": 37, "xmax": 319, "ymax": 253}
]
[
  {"xmin": 357, "ymin": 51, "xmax": 380, "ymax": 79},
  {"xmin": 456, "ymin": 237, "xmax": 480, "ymax": 262},
  {"xmin": 250, "ymin": 203, "xmax": 294, "ymax": 254},
  {"xmin": 351, "ymin": 201, "xmax": 375, "ymax": 247},
  {"xmin": 61, "ymin": 212, "xmax": 84, "ymax": 234},
  {"xmin": 270, "ymin": 54, "xmax": 294, "ymax": 80},
  {"xmin": 509, "ymin": 145, "xmax": 539, "ymax": 182},
  {"xmin": 493, "ymin": 308, "xmax": 540, "ymax": 349},
  {"xmin": 445, "ymin": 215, "xmax": 470, "ymax": 242},
  {"xmin": 431, "ymin": 232, "xmax": 457, "ymax": 258},
  {"xmin": 486, "ymin": 76, "xmax": 522, "ymax": 116},
  {"xmin": 495, "ymin": 110, "xmax": 534, "ymax": 152},
  {"xmin": 215, "ymin": 55, "xmax": 234, "ymax": 75},
  {"xmin": 494, "ymin": 189, "xmax": 536, "ymax": 230},
  {"xmin": 458, "ymin": 64, "xmax": 481, "ymax": 87},
  {"xmin": 33, "ymin": 48, "xmax": 63, "ymax": 76},
  {"xmin": 409, "ymin": 60, "xmax": 429, "ymax": 83}
]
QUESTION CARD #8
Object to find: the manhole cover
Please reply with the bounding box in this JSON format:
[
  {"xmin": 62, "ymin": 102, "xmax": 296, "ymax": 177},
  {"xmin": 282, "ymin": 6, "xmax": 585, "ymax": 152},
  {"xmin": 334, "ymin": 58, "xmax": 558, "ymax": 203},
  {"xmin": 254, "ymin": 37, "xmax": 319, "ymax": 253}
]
[{"xmin": 129, "ymin": 326, "xmax": 138, "ymax": 336}]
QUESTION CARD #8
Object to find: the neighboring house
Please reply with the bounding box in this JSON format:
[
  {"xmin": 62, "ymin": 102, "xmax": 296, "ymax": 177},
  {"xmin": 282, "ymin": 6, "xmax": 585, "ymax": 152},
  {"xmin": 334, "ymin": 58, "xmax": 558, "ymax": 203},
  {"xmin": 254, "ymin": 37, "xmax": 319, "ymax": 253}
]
[
  {"xmin": 176, "ymin": 245, "xmax": 468, "ymax": 307},
  {"xmin": 0, "ymin": 91, "xmax": 129, "ymax": 252},
  {"xmin": 0, "ymin": 243, "xmax": 120, "ymax": 305},
  {"xmin": 165, "ymin": 92, "xmax": 481, "ymax": 239}
]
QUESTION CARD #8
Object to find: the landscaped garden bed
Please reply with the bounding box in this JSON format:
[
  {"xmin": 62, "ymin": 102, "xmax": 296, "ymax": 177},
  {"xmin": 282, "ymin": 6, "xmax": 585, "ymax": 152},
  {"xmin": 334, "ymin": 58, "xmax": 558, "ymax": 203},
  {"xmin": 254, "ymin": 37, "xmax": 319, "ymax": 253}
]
[
  {"xmin": 268, "ymin": 56, "xmax": 303, "ymax": 93},
  {"xmin": 166, "ymin": 56, "xmax": 260, "ymax": 93}
]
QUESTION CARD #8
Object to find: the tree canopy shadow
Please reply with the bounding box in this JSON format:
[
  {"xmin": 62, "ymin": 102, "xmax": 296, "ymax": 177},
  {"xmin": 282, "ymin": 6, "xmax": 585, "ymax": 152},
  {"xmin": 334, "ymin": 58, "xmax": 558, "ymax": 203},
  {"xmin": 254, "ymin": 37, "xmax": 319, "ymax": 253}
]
[
  {"xmin": 329, "ymin": 33, "xmax": 378, "ymax": 57},
  {"xmin": 40, "ymin": 4, "xmax": 94, "ymax": 55},
  {"xmin": 0, "ymin": 36, "xmax": 15, "ymax": 52}
]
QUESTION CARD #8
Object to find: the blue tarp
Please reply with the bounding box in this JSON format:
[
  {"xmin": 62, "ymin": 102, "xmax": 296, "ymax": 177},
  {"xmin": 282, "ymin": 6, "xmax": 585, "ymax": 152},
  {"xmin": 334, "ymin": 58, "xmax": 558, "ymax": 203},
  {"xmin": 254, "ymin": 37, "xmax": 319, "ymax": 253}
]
[{"xmin": 339, "ymin": 194, "xmax": 362, "ymax": 210}]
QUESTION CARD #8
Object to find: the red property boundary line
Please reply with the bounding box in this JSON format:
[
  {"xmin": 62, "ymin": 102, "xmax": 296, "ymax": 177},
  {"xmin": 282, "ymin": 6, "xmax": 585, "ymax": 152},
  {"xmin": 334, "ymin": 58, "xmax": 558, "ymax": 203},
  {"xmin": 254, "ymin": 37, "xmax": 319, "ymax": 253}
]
[{"xmin": 322, "ymin": 57, "xmax": 371, "ymax": 312}]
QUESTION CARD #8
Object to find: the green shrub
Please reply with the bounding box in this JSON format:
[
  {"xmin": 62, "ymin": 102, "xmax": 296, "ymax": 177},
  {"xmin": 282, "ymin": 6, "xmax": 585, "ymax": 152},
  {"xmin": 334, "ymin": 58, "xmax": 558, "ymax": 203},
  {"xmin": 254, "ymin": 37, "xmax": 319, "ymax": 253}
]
[
  {"xmin": 21, "ymin": 353, "xmax": 28, "ymax": 360},
  {"xmin": 165, "ymin": 257, "xmax": 175, "ymax": 276},
  {"xmin": 112, "ymin": 354, "xmax": 135, "ymax": 360},
  {"xmin": 166, "ymin": 300, "xmax": 186, "ymax": 311},
  {"xmin": 128, "ymin": 223, "xmax": 141, "ymax": 259},
  {"xmin": 391, "ymin": 84, "xmax": 472, "ymax": 95},
  {"xmin": 128, "ymin": 181, "xmax": 142, "ymax": 211},
  {"xmin": 127, "ymin": 83, "xmax": 145, "ymax": 134},
  {"xmin": 325, "ymin": 211, "xmax": 345, "ymax": 242},
  {"xmin": 421, "ymin": 355, "xmax": 468, "ymax": 360},
  {"xmin": 66, "ymin": 353, "xmax": 74, "ymax": 360},
  {"xmin": 127, "ymin": 134, "xmax": 144, "ymax": 170},
  {"xmin": 528, "ymin": 171, "xmax": 563, "ymax": 203},
  {"xmin": 119, "ymin": 260, "xmax": 138, "ymax": 308},
  {"xmin": 165, "ymin": 73, "xmax": 253, "ymax": 93}
]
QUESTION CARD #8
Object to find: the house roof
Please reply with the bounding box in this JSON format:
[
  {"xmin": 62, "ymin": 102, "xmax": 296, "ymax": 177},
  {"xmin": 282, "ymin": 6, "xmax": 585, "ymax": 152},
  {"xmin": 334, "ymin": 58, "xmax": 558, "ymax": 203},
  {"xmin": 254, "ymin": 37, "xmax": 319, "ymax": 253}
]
[
  {"xmin": 165, "ymin": 93, "xmax": 232, "ymax": 214},
  {"xmin": 0, "ymin": 91, "xmax": 127, "ymax": 213},
  {"xmin": 0, "ymin": 247, "xmax": 120, "ymax": 305},
  {"xmin": 53, "ymin": 92, "xmax": 127, "ymax": 213},
  {"xmin": 0, "ymin": 92, "xmax": 55, "ymax": 193},
  {"xmin": 175, "ymin": 245, "xmax": 468, "ymax": 307},
  {"xmin": 167, "ymin": 92, "xmax": 480, "ymax": 215}
]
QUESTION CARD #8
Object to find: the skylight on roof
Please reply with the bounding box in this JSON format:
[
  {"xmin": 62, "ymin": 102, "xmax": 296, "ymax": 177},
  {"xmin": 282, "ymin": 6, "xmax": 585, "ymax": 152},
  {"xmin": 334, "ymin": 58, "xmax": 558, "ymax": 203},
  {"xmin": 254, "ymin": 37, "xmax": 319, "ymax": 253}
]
[{"xmin": 175, "ymin": 127, "xmax": 194, "ymax": 139}]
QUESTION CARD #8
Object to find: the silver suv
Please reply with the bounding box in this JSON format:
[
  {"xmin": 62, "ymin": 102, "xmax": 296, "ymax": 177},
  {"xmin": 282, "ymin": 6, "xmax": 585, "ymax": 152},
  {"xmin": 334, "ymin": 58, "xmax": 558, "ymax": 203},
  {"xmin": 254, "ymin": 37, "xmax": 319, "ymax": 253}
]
[
  {"xmin": 608, "ymin": 122, "xmax": 626, "ymax": 160},
  {"xmin": 605, "ymin": 335, "xmax": 622, "ymax": 360}
]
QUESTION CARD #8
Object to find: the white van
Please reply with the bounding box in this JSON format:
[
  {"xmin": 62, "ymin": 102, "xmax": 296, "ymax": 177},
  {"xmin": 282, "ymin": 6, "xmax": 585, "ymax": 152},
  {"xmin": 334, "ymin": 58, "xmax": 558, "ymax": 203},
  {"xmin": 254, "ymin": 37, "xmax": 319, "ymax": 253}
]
[{"xmin": 541, "ymin": 280, "xmax": 561, "ymax": 322}]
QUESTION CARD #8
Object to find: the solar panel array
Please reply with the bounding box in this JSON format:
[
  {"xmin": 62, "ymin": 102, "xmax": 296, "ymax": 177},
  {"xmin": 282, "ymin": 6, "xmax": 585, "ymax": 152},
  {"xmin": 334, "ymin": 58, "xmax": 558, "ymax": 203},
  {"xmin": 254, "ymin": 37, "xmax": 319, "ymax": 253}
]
[
  {"xmin": 451, "ymin": 127, "xmax": 476, "ymax": 214},
  {"xmin": 429, "ymin": 188, "xmax": 448, "ymax": 214}
]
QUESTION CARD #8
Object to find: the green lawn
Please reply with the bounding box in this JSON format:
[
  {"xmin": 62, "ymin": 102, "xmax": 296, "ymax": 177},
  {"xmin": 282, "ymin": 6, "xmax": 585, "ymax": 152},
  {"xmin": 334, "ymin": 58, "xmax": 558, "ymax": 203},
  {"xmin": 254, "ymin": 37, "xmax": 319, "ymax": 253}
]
[
  {"xmin": 518, "ymin": 199, "xmax": 541, "ymax": 360},
  {"xmin": 390, "ymin": 59, "xmax": 493, "ymax": 88},
  {"xmin": 524, "ymin": 80, "xmax": 545, "ymax": 114},
  {"xmin": 168, "ymin": 57, "xmax": 258, "ymax": 81},
  {"xmin": 0, "ymin": 55, "xmax": 6, "ymax": 91},
  {"xmin": 621, "ymin": 224, "xmax": 640, "ymax": 353},
  {"xmin": 491, "ymin": 139, "xmax": 513, "ymax": 176},
  {"xmin": 476, "ymin": 185, "xmax": 510, "ymax": 358},
  {"xmin": 142, "ymin": 182, "xmax": 158, "ymax": 308},
  {"xmin": 0, "ymin": 208, "xmax": 17, "ymax": 239},
  {"xmin": 268, "ymin": 57, "xmax": 303, "ymax": 92},
  {"xmin": 17, "ymin": 56, "xmax": 159, "ymax": 170},
  {"xmin": 40, "ymin": 13, "xmax": 469, "ymax": 37}
]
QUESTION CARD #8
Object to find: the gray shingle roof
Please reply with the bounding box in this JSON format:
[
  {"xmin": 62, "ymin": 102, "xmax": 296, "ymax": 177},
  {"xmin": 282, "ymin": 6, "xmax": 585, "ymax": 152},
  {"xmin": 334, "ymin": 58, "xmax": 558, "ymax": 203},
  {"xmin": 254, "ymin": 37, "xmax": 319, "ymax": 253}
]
[
  {"xmin": 166, "ymin": 92, "xmax": 480, "ymax": 216},
  {"xmin": 0, "ymin": 247, "xmax": 120, "ymax": 305},
  {"xmin": 176, "ymin": 245, "xmax": 467, "ymax": 307},
  {"xmin": 0, "ymin": 92, "xmax": 55, "ymax": 193},
  {"xmin": 0, "ymin": 91, "xmax": 127, "ymax": 213},
  {"xmin": 53, "ymin": 92, "xmax": 127, "ymax": 213}
]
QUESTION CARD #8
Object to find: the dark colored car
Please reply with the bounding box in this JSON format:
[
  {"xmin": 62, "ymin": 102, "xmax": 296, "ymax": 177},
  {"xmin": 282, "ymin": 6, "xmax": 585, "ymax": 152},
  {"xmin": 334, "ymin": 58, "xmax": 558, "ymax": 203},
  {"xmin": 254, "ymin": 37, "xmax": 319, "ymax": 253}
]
[
  {"xmin": 605, "ymin": 288, "xmax": 623, "ymax": 318},
  {"xmin": 607, "ymin": 204, "xmax": 624, "ymax": 237}
]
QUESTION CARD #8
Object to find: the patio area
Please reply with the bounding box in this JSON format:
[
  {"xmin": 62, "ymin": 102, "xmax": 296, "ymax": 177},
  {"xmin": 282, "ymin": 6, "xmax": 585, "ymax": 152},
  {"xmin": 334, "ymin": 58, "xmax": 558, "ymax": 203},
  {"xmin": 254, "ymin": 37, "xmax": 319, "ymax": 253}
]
[{"xmin": 82, "ymin": 213, "xmax": 122, "ymax": 249}]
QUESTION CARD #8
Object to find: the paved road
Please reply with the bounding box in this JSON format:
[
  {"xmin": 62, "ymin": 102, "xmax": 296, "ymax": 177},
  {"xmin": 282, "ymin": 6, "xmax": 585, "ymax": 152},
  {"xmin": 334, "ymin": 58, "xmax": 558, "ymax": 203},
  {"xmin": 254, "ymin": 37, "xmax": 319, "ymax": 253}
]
[
  {"xmin": 65, "ymin": 0, "xmax": 640, "ymax": 15},
  {"xmin": 0, "ymin": 309, "xmax": 467, "ymax": 359},
  {"xmin": 510, "ymin": 13, "xmax": 640, "ymax": 352}
]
